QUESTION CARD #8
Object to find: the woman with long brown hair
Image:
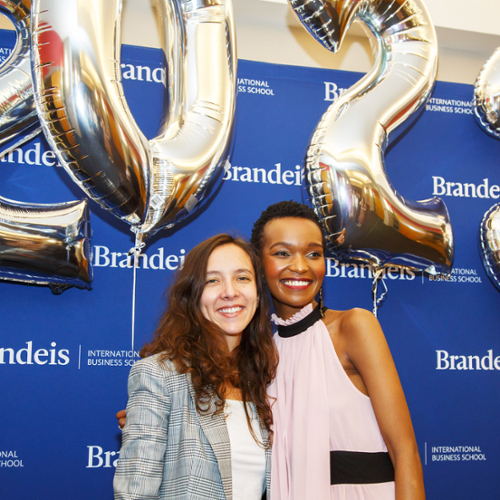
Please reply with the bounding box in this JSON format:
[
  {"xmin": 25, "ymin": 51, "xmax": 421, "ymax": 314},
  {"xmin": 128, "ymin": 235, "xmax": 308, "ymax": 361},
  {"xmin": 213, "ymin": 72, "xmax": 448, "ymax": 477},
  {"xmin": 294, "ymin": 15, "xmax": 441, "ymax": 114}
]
[{"xmin": 114, "ymin": 234, "xmax": 277, "ymax": 500}]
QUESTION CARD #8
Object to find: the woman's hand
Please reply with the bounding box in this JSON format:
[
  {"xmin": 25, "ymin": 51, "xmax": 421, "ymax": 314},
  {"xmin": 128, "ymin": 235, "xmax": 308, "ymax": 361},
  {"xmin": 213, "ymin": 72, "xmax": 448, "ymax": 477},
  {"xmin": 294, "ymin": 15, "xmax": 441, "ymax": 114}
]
[{"xmin": 116, "ymin": 409, "xmax": 127, "ymax": 429}]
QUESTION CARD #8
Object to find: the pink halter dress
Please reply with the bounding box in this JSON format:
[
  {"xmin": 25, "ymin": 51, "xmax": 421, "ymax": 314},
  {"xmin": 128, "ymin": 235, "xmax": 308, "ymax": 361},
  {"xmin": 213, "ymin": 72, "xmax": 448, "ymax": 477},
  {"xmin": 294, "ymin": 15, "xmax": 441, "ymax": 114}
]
[{"xmin": 268, "ymin": 303, "xmax": 395, "ymax": 500}]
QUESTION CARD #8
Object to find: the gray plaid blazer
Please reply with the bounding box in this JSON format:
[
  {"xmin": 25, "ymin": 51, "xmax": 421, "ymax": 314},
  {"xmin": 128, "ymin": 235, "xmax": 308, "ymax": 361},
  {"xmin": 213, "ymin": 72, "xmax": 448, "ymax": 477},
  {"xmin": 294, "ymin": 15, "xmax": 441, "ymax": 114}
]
[{"xmin": 114, "ymin": 354, "xmax": 271, "ymax": 500}]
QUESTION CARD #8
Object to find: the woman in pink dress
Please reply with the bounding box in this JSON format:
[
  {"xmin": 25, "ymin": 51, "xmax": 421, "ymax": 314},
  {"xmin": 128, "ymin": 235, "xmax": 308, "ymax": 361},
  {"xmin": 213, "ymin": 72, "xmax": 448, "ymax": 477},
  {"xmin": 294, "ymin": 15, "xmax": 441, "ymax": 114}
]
[{"xmin": 250, "ymin": 201, "xmax": 424, "ymax": 500}]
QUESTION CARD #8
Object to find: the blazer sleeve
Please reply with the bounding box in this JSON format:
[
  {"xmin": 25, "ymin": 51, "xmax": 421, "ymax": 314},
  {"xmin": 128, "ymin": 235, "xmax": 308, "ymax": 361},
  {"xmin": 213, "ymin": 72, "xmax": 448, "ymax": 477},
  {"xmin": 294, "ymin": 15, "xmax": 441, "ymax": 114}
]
[{"xmin": 114, "ymin": 358, "xmax": 171, "ymax": 500}]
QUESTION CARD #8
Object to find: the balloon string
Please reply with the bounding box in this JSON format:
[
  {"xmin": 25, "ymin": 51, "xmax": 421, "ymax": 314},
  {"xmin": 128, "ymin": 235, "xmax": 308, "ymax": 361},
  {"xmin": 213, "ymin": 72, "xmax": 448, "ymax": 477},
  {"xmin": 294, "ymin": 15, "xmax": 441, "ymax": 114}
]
[
  {"xmin": 371, "ymin": 268, "xmax": 388, "ymax": 318},
  {"xmin": 129, "ymin": 236, "xmax": 146, "ymax": 358}
]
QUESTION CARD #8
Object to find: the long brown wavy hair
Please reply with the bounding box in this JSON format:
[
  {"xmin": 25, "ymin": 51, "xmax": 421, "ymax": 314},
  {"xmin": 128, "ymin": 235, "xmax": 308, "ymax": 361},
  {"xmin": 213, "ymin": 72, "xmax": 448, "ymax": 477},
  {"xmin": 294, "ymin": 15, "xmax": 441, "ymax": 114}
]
[{"xmin": 140, "ymin": 234, "xmax": 278, "ymax": 443}]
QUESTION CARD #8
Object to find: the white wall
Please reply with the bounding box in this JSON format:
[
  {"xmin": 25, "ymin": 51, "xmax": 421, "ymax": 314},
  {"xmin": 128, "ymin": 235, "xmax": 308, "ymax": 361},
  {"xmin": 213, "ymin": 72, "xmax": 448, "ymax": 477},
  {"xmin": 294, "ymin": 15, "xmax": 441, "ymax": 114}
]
[
  {"xmin": 2, "ymin": 0, "xmax": 500, "ymax": 85},
  {"xmin": 232, "ymin": 0, "xmax": 500, "ymax": 85},
  {"xmin": 260, "ymin": 0, "xmax": 500, "ymax": 36},
  {"xmin": 123, "ymin": 0, "xmax": 500, "ymax": 85}
]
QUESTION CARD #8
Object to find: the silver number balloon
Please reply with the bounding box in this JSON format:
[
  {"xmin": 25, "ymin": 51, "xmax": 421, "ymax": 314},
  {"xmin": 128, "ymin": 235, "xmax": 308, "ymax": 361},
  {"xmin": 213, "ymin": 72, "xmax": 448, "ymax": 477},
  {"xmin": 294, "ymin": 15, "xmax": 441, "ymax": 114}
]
[
  {"xmin": 291, "ymin": 0, "xmax": 454, "ymax": 276},
  {"xmin": 479, "ymin": 205, "xmax": 500, "ymax": 291},
  {"xmin": 0, "ymin": 0, "xmax": 41, "ymax": 154},
  {"xmin": 31, "ymin": 0, "xmax": 151, "ymax": 230},
  {"xmin": 475, "ymin": 47, "xmax": 500, "ymax": 139},
  {"xmin": 474, "ymin": 47, "xmax": 500, "ymax": 291},
  {"xmin": 0, "ymin": 197, "xmax": 92, "ymax": 292},
  {"xmin": 31, "ymin": 0, "xmax": 237, "ymax": 244},
  {"xmin": 0, "ymin": 1, "xmax": 92, "ymax": 292},
  {"xmin": 145, "ymin": 0, "xmax": 237, "ymax": 238}
]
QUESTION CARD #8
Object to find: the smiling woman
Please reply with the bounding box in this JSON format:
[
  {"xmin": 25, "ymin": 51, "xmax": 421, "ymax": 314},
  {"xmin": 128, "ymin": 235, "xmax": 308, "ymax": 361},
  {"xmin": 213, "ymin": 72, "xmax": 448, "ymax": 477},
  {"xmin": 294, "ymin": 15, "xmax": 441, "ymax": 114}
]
[
  {"xmin": 251, "ymin": 201, "xmax": 425, "ymax": 500},
  {"xmin": 200, "ymin": 244, "xmax": 259, "ymax": 351},
  {"xmin": 260, "ymin": 216, "xmax": 325, "ymax": 319},
  {"xmin": 114, "ymin": 234, "xmax": 277, "ymax": 500}
]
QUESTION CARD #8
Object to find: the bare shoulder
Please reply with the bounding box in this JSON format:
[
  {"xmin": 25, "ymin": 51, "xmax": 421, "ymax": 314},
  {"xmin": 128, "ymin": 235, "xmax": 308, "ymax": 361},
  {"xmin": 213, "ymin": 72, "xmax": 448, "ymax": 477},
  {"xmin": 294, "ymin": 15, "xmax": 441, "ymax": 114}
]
[
  {"xmin": 324, "ymin": 307, "xmax": 384, "ymax": 343},
  {"xmin": 323, "ymin": 307, "xmax": 396, "ymax": 395},
  {"xmin": 342, "ymin": 307, "xmax": 379, "ymax": 328},
  {"xmin": 321, "ymin": 308, "xmax": 387, "ymax": 387}
]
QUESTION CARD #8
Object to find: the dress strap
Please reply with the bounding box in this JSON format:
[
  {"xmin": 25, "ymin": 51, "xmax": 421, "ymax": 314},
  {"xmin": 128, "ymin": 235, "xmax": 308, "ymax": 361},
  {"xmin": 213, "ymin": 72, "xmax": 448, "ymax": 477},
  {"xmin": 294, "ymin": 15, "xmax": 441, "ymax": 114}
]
[{"xmin": 277, "ymin": 304, "xmax": 325, "ymax": 338}]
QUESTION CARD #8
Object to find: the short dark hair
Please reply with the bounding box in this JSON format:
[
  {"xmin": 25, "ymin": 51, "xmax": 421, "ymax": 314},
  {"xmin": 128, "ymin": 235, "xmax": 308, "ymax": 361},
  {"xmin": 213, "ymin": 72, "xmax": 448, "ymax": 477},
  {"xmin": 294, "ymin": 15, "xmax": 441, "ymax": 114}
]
[{"xmin": 250, "ymin": 200, "xmax": 324, "ymax": 253}]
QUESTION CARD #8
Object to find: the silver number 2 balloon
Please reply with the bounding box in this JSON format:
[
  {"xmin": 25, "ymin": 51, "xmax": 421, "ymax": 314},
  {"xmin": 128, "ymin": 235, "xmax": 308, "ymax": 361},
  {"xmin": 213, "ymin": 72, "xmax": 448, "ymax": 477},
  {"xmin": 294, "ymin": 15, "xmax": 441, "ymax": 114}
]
[
  {"xmin": 290, "ymin": 0, "xmax": 454, "ymax": 286},
  {"xmin": 474, "ymin": 47, "xmax": 500, "ymax": 291},
  {"xmin": 31, "ymin": 0, "xmax": 237, "ymax": 246}
]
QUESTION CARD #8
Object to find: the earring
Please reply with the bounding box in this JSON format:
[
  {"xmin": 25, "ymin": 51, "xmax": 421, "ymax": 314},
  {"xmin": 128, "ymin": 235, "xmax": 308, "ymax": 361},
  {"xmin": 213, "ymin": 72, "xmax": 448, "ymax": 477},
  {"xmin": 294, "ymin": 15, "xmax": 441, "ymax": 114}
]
[{"xmin": 319, "ymin": 287, "xmax": 325, "ymax": 318}]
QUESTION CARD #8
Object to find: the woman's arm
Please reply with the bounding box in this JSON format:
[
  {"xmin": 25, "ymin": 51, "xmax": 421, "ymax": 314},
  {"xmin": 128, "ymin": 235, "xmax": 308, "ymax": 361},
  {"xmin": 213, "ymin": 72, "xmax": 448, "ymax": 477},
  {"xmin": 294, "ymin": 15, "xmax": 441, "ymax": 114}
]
[
  {"xmin": 341, "ymin": 308, "xmax": 425, "ymax": 500},
  {"xmin": 114, "ymin": 358, "xmax": 171, "ymax": 500}
]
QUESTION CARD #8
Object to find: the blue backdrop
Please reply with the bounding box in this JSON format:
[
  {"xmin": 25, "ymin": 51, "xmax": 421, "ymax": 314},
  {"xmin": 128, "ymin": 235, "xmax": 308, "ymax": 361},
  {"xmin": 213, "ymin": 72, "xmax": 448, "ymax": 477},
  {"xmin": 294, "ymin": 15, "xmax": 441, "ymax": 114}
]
[{"xmin": 1, "ymin": 30, "xmax": 499, "ymax": 500}]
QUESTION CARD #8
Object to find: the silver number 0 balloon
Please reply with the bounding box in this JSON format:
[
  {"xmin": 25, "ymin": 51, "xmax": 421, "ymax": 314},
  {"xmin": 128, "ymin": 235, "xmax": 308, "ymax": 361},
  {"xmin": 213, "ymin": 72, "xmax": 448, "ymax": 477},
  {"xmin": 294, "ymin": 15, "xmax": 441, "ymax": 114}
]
[
  {"xmin": 31, "ymin": 0, "xmax": 237, "ymax": 245},
  {"xmin": 290, "ymin": 0, "xmax": 454, "ymax": 280}
]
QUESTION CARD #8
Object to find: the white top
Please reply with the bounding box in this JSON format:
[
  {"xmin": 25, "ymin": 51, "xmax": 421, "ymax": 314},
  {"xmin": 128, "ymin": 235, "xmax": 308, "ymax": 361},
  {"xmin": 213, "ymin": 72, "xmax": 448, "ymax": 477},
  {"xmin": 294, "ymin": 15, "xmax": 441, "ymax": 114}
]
[{"xmin": 224, "ymin": 399, "xmax": 266, "ymax": 500}]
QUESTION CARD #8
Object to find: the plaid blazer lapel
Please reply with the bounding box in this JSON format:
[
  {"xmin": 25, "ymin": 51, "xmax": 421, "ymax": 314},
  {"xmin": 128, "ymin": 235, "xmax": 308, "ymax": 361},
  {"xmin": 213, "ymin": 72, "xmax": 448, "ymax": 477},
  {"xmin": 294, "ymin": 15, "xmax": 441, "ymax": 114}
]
[{"xmin": 187, "ymin": 374, "xmax": 232, "ymax": 500}]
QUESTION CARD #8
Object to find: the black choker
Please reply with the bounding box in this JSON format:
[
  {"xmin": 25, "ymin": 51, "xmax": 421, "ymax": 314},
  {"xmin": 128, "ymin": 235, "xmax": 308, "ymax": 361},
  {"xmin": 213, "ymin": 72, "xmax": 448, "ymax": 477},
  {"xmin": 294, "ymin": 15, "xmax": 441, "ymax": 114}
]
[{"xmin": 277, "ymin": 304, "xmax": 324, "ymax": 338}]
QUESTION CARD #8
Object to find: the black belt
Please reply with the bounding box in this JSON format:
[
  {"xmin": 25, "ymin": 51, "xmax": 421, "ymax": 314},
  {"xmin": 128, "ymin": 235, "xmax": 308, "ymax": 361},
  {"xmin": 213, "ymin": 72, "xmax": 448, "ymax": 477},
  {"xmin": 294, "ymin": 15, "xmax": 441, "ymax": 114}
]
[{"xmin": 330, "ymin": 451, "xmax": 395, "ymax": 485}]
